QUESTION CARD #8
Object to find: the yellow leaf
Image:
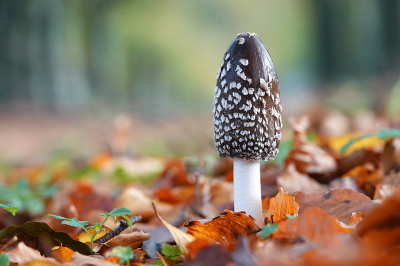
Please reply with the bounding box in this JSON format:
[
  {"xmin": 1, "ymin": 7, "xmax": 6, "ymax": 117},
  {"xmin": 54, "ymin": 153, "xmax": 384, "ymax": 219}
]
[
  {"xmin": 152, "ymin": 201, "xmax": 195, "ymax": 257},
  {"xmin": 77, "ymin": 225, "xmax": 111, "ymax": 243}
]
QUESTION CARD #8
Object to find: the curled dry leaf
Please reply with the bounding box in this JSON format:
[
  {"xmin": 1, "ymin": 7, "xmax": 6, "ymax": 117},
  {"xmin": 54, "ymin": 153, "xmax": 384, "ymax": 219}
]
[
  {"xmin": 106, "ymin": 231, "xmax": 150, "ymax": 249},
  {"xmin": 294, "ymin": 188, "xmax": 379, "ymax": 224},
  {"xmin": 183, "ymin": 209, "xmax": 259, "ymax": 244},
  {"xmin": 277, "ymin": 163, "xmax": 326, "ymax": 194},
  {"xmin": 264, "ymin": 188, "xmax": 299, "ymax": 224},
  {"xmin": 51, "ymin": 246, "xmax": 74, "ymax": 263},
  {"xmin": 285, "ymin": 116, "xmax": 337, "ymax": 182},
  {"xmin": 272, "ymin": 207, "xmax": 351, "ymax": 246},
  {"xmin": 152, "ymin": 201, "xmax": 195, "ymax": 257}
]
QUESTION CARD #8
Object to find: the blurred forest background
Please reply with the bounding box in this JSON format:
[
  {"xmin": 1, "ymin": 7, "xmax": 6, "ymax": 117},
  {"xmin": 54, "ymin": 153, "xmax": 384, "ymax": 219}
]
[{"xmin": 1, "ymin": 0, "xmax": 400, "ymax": 162}]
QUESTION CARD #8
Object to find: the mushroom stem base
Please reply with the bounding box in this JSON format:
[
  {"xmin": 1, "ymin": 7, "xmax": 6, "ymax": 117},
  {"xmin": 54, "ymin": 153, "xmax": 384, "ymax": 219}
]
[{"xmin": 233, "ymin": 159, "xmax": 263, "ymax": 227}]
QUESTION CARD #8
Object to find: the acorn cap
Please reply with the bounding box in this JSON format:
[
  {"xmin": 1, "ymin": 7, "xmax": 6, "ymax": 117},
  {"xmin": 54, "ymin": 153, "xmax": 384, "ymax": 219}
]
[{"xmin": 213, "ymin": 32, "xmax": 282, "ymax": 162}]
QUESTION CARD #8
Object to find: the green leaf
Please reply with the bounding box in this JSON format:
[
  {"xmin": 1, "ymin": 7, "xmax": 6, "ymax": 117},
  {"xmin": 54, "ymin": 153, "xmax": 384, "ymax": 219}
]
[
  {"xmin": 340, "ymin": 128, "xmax": 400, "ymax": 155},
  {"xmin": 61, "ymin": 217, "xmax": 88, "ymax": 228},
  {"xmin": 286, "ymin": 214, "xmax": 296, "ymax": 220},
  {"xmin": 260, "ymin": 224, "xmax": 279, "ymax": 239},
  {"xmin": 0, "ymin": 221, "xmax": 90, "ymax": 255},
  {"xmin": 0, "ymin": 204, "xmax": 18, "ymax": 216},
  {"xmin": 0, "ymin": 253, "xmax": 9, "ymax": 266},
  {"xmin": 109, "ymin": 207, "xmax": 133, "ymax": 217},
  {"xmin": 105, "ymin": 246, "xmax": 134, "ymax": 264},
  {"xmin": 99, "ymin": 208, "xmax": 115, "ymax": 218},
  {"xmin": 122, "ymin": 215, "xmax": 133, "ymax": 231},
  {"xmin": 86, "ymin": 223, "xmax": 102, "ymax": 231},
  {"xmin": 152, "ymin": 259, "xmax": 163, "ymax": 265},
  {"xmin": 161, "ymin": 244, "xmax": 182, "ymax": 260},
  {"xmin": 48, "ymin": 214, "xmax": 67, "ymax": 220}
]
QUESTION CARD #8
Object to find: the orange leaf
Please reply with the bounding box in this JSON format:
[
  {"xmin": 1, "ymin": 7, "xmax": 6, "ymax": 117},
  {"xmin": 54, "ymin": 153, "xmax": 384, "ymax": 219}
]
[
  {"xmin": 155, "ymin": 187, "xmax": 181, "ymax": 204},
  {"xmin": 272, "ymin": 207, "xmax": 351, "ymax": 246},
  {"xmin": 265, "ymin": 188, "xmax": 299, "ymax": 224},
  {"xmin": 185, "ymin": 238, "xmax": 212, "ymax": 261},
  {"xmin": 348, "ymin": 212, "xmax": 364, "ymax": 228},
  {"xmin": 50, "ymin": 246, "xmax": 74, "ymax": 263},
  {"xmin": 183, "ymin": 209, "xmax": 259, "ymax": 244},
  {"xmin": 77, "ymin": 226, "xmax": 111, "ymax": 243}
]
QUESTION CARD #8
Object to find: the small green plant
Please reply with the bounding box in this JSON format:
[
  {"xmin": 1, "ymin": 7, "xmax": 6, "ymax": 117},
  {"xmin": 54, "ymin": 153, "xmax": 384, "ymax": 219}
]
[
  {"xmin": 153, "ymin": 244, "xmax": 184, "ymax": 265},
  {"xmin": 48, "ymin": 207, "xmax": 133, "ymax": 254},
  {"xmin": 0, "ymin": 253, "xmax": 9, "ymax": 266},
  {"xmin": 0, "ymin": 203, "xmax": 18, "ymax": 216},
  {"xmin": 106, "ymin": 246, "xmax": 134, "ymax": 266}
]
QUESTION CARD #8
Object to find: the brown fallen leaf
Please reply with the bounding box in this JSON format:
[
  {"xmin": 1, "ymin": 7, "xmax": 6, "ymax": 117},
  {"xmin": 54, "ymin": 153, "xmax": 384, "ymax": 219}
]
[
  {"xmin": 51, "ymin": 245, "xmax": 74, "ymax": 263},
  {"xmin": 285, "ymin": 116, "xmax": 337, "ymax": 183},
  {"xmin": 277, "ymin": 163, "xmax": 326, "ymax": 194},
  {"xmin": 264, "ymin": 188, "xmax": 299, "ymax": 224},
  {"xmin": 106, "ymin": 231, "xmax": 150, "ymax": 249},
  {"xmin": 183, "ymin": 209, "xmax": 259, "ymax": 244},
  {"xmin": 155, "ymin": 187, "xmax": 181, "ymax": 204},
  {"xmin": 272, "ymin": 207, "xmax": 351, "ymax": 246},
  {"xmin": 294, "ymin": 188, "xmax": 379, "ymax": 223}
]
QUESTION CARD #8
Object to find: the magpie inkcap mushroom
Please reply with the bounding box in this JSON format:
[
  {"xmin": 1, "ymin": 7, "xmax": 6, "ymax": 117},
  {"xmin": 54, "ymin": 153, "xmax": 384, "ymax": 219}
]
[{"xmin": 213, "ymin": 32, "xmax": 282, "ymax": 226}]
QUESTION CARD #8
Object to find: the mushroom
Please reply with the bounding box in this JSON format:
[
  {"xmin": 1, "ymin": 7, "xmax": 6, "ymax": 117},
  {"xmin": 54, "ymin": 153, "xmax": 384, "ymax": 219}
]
[{"xmin": 213, "ymin": 32, "xmax": 282, "ymax": 226}]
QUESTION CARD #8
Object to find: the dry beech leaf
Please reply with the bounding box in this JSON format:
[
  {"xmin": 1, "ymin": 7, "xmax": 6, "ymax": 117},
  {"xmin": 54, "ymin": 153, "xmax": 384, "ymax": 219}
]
[
  {"xmin": 51, "ymin": 246, "xmax": 74, "ymax": 263},
  {"xmin": 294, "ymin": 188, "xmax": 379, "ymax": 223},
  {"xmin": 277, "ymin": 163, "xmax": 326, "ymax": 194},
  {"xmin": 272, "ymin": 207, "xmax": 351, "ymax": 246},
  {"xmin": 77, "ymin": 225, "xmax": 111, "ymax": 243},
  {"xmin": 265, "ymin": 188, "xmax": 299, "ymax": 224},
  {"xmin": 285, "ymin": 116, "xmax": 337, "ymax": 180},
  {"xmin": 152, "ymin": 201, "xmax": 195, "ymax": 257},
  {"xmin": 348, "ymin": 212, "xmax": 364, "ymax": 228},
  {"xmin": 183, "ymin": 209, "xmax": 259, "ymax": 244},
  {"xmin": 106, "ymin": 231, "xmax": 150, "ymax": 249}
]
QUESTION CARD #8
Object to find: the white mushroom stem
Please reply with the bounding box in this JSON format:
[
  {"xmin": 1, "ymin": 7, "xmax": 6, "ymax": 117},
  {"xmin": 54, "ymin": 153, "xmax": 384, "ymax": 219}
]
[{"xmin": 233, "ymin": 158, "xmax": 263, "ymax": 227}]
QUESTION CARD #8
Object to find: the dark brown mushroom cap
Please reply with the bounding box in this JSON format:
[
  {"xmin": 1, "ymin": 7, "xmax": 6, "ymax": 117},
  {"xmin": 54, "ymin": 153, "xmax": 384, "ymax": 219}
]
[{"xmin": 213, "ymin": 32, "xmax": 282, "ymax": 162}]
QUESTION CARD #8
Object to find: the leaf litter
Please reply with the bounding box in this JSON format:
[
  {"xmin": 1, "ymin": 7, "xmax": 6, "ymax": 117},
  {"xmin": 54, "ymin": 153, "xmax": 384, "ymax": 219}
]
[{"xmin": 1, "ymin": 113, "xmax": 400, "ymax": 265}]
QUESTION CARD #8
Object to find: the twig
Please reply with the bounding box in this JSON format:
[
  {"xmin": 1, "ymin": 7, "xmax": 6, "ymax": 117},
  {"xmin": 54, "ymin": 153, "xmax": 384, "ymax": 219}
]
[{"xmin": 95, "ymin": 214, "xmax": 142, "ymax": 244}]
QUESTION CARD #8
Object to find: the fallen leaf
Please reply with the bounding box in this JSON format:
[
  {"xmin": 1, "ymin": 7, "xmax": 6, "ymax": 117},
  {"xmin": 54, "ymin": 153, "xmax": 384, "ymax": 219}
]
[
  {"xmin": 285, "ymin": 116, "xmax": 337, "ymax": 183},
  {"xmin": 77, "ymin": 225, "xmax": 111, "ymax": 243},
  {"xmin": 272, "ymin": 207, "xmax": 351, "ymax": 246},
  {"xmin": 373, "ymin": 184, "xmax": 400, "ymax": 200},
  {"xmin": 294, "ymin": 188, "xmax": 379, "ymax": 223},
  {"xmin": 116, "ymin": 187, "xmax": 174, "ymax": 222},
  {"xmin": 51, "ymin": 246, "xmax": 74, "ymax": 263},
  {"xmin": 0, "ymin": 221, "xmax": 90, "ymax": 256},
  {"xmin": 152, "ymin": 201, "xmax": 195, "ymax": 257},
  {"xmin": 277, "ymin": 163, "xmax": 326, "ymax": 194},
  {"xmin": 186, "ymin": 239, "xmax": 211, "ymax": 260},
  {"xmin": 155, "ymin": 187, "xmax": 181, "ymax": 204},
  {"xmin": 264, "ymin": 188, "xmax": 299, "ymax": 224},
  {"xmin": 348, "ymin": 212, "xmax": 364, "ymax": 228},
  {"xmin": 6, "ymin": 242, "xmax": 63, "ymax": 265},
  {"xmin": 70, "ymin": 252, "xmax": 119, "ymax": 265},
  {"xmin": 184, "ymin": 210, "xmax": 259, "ymax": 244},
  {"xmin": 106, "ymin": 231, "xmax": 150, "ymax": 249}
]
